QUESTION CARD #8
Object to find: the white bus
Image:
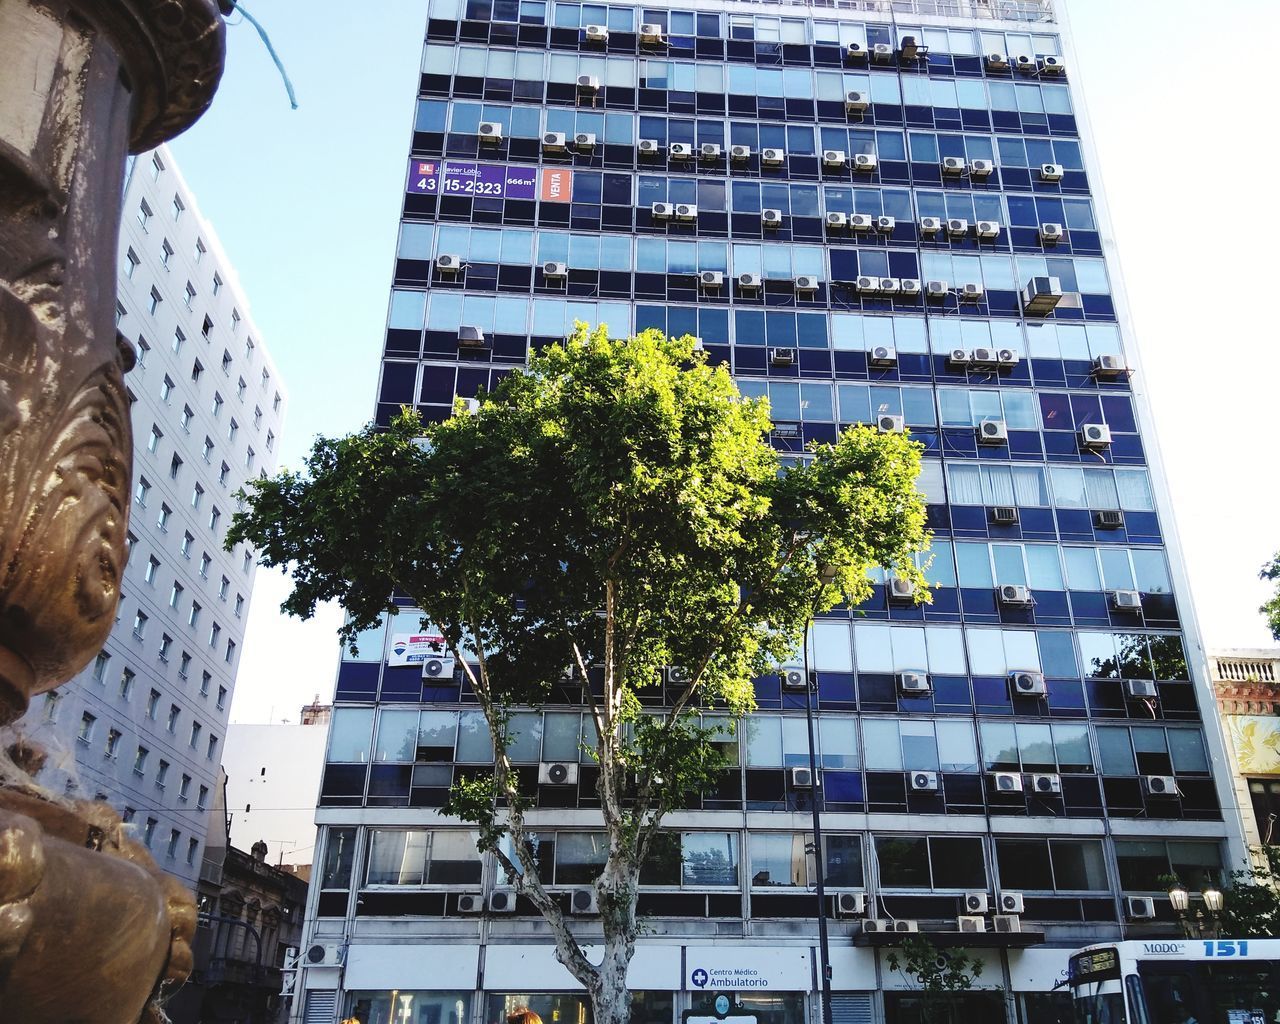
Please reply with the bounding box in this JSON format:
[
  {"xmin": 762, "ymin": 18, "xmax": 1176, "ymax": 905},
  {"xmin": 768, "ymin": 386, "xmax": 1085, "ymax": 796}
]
[{"xmin": 1068, "ymin": 939, "xmax": 1280, "ymax": 1024}]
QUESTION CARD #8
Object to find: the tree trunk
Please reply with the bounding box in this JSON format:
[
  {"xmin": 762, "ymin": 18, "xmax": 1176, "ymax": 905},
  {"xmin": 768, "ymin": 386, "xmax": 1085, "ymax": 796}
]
[{"xmin": 588, "ymin": 947, "xmax": 633, "ymax": 1024}]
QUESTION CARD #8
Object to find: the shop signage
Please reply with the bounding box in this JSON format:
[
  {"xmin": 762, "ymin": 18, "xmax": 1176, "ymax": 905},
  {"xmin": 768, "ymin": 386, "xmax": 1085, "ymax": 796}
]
[
  {"xmin": 387, "ymin": 631, "xmax": 448, "ymax": 667},
  {"xmin": 684, "ymin": 947, "xmax": 811, "ymax": 991}
]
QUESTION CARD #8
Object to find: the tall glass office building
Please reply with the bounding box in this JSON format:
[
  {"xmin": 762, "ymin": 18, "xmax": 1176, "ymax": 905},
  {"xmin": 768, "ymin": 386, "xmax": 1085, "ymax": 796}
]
[{"xmin": 293, "ymin": 3, "xmax": 1247, "ymax": 1023}]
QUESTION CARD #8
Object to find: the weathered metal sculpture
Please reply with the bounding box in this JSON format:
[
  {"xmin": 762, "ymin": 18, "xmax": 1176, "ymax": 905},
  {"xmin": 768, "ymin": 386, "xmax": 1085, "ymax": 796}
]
[{"xmin": 0, "ymin": 1, "xmax": 228, "ymax": 1019}]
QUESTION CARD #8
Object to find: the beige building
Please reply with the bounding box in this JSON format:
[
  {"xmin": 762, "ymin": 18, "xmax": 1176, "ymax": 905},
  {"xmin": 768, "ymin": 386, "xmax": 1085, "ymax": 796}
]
[{"xmin": 1211, "ymin": 648, "xmax": 1280, "ymax": 851}]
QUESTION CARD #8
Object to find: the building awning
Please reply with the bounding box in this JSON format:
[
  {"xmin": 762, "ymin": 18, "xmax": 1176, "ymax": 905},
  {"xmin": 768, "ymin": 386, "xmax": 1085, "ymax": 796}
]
[{"xmin": 856, "ymin": 929, "xmax": 1046, "ymax": 949}]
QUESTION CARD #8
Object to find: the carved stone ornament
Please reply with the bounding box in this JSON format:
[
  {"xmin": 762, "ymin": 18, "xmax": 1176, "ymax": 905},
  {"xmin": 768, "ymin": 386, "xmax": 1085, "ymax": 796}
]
[{"xmin": 0, "ymin": 1, "xmax": 226, "ymax": 1020}]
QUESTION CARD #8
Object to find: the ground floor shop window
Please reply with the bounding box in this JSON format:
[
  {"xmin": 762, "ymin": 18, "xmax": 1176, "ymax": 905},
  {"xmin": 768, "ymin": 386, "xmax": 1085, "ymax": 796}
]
[
  {"xmin": 486, "ymin": 991, "xmax": 674, "ymax": 1024},
  {"xmin": 886, "ymin": 991, "xmax": 1006, "ymax": 1024},
  {"xmin": 1021, "ymin": 992, "xmax": 1073, "ymax": 1024},
  {"xmin": 346, "ymin": 990, "xmax": 472, "ymax": 1024},
  {"xmin": 690, "ymin": 992, "xmax": 805, "ymax": 1024}
]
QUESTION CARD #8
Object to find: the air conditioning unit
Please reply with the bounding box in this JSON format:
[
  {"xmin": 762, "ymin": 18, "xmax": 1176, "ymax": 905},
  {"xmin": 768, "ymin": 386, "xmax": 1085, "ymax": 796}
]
[
  {"xmin": 421, "ymin": 655, "xmax": 455, "ymax": 678},
  {"xmin": 1094, "ymin": 509, "xmax": 1125, "ymax": 529},
  {"xmin": 651, "ymin": 202, "xmax": 674, "ymax": 219},
  {"xmin": 1039, "ymin": 222, "xmax": 1064, "ymax": 244},
  {"xmin": 919, "ymin": 216, "xmax": 942, "ymax": 236},
  {"xmin": 478, "ymin": 121, "xmax": 503, "ymax": 142},
  {"xmin": 997, "ymin": 349, "xmax": 1020, "ymax": 368},
  {"xmin": 926, "ymin": 280, "xmax": 950, "ymax": 301},
  {"xmin": 856, "ymin": 275, "xmax": 881, "ymax": 294},
  {"xmin": 1126, "ymin": 679, "xmax": 1158, "ymax": 700},
  {"xmin": 846, "ymin": 42, "xmax": 869, "ymax": 61},
  {"xmin": 738, "ymin": 272, "xmax": 762, "ymax": 289},
  {"xmin": 574, "ymin": 132, "xmax": 597, "ymax": 150},
  {"xmin": 826, "ymin": 211, "xmax": 848, "ymax": 228},
  {"xmin": 869, "ymin": 345, "xmax": 898, "ymax": 368},
  {"xmin": 999, "ymin": 892, "xmax": 1026, "ymax": 915},
  {"xmin": 1022, "ymin": 276, "xmax": 1064, "ymax": 316},
  {"xmin": 970, "ymin": 347, "xmax": 998, "ymax": 367},
  {"xmin": 875, "ymin": 215, "xmax": 896, "ymax": 234},
  {"xmin": 777, "ymin": 668, "xmax": 806, "ymax": 691},
  {"xmin": 795, "ymin": 275, "xmax": 819, "ymax": 293},
  {"xmin": 1040, "ymin": 55, "xmax": 1065, "ymax": 74},
  {"xmin": 990, "ymin": 506, "xmax": 1018, "ymax": 525},
  {"xmin": 1126, "ymin": 896, "xmax": 1157, "ymax": 921},
  {"xmin": 900, "ymin": 279, "xmax": 922, "ymax": 296},
  {"xmin": 897, "ymin": 671, "xmax": 931, "ymax": 695},
  {"xmin": 835, "ymin": 892, "xmax": 866, "ymax": 917},
  {"xmin": 878, "ymin": 414, "xmax": 905, "ymax": 434},
  {"xmin": 963, "ymin": 892, "xmax": 989, "ymax": 914},
  {"xmin": 960, "ymin": 282, "xmax": 985, "ymax": 302},
  {"xmin": 488, "ymin": 890, "xmax": 517, "ymax": 913},
  {"xmin": 993, "ymin": 914, "xmax": 1023, "ymax": 933},
  {"xmin": 1032, "ymin": 773, "xmax": 1062, "ymax": 795},
  {"xmin": 976, "ymin": 220, "xmax": 1001, "ymax": 239},
  {"xmin": 304, "ymin": 943, "xmax": 345, "ymax": 966},
  {"xmin": 699, "ymin": 143, "xmax": 722, "ymax": 161},
  {"xmin": 730, "ymin": 144, "xmax": 752, "ymax": 161},
  {"xmin": 978, "ymin": 419, "xmax": 1009, "ymax": 445},
  {"xmin": 946, "ymin": 217, "xmax": 969, "ymax": 237},
  {"xmin": 1009, "ymin": 669, "xmax": 1047, "ymax": 695},
  {"xmin": 970, "ymin": 159, "xmax": 994, "ymax": 178},
  {"xmin": 947, "ymin": 348, "xmax": 970, "ymax": 367},
  {"xmin": 1014, "ymin": 54, "xmax": 1036, "ymax": 73},
  {"xmin": 958, "ymin": 916, "xmax": 987, "ymax": 933},
  {"xmin": 990, "ymin": 772, "xmax": 1024, "ymax": 793},
  {"xmin": 850, "ymin": 213, "xmax": 875, "ymax": 232},
  {"xmin": 888, "ymin": 576, "xmax": 916, "ymax": 601},
  {"xmin": 770, "ymin": 347, "xmax": 797, "ymax": 367},
  {"xmin": 640, "ymin": 23, "xmax": 665, "ymax": 43},
  {"xmin": 1094, "ymin": 354, "xmax": 1128, "ymax": 378},
  {"xmin": 669, "ymin": 142, "xmax": 692, "ymax": 159},
  {"xmin": 761, "ymin": 148, "xmax": 785, "ymax": 166},
  {"xmin": 458, "ymin": 325, "xmax": 487, "ymax": 348},
  {"xmin": 1143, "ymin": 775, "xmax": 1179, "ymax": 798},
  {"xmin": 1080, "ymin": 423, "xmax": 1112, "ymax": 449},
  {"xmin": 880, "ymin": 278, "xmax": 901, "ymax": 295},
  {"xmin": 576, "ymin": 74, "xmax": 600, "ymax": 90},
  {"xmin": 436, "ymin": 253, "xmax": 463, "ymax": 272},
  {"xmin": 585, "ymin": 24, "xmax": 608, "ymax": 41},
  {"xmin": 539, "ymin": 761, "xmax": 579, "ymax": 786},
  {"xmin": 853, "ymin": 153, "xmax": 877, "ymax": 172},
  {"xmin": 761, "ymin": 208, "xmax": 783, "ymax": 227},
  {"xmin": 700, "ymin": 270, "xmax": 724, "ymax": 289},
  {"xmin": 1112, "ymin": 589, "xmax": 1143, "ymax": 611},
  {"xmin": 910, "ymin": 770, "xmax": 939, "ymax": 792},
  {"xmin": 986, "ymin": 52, "xmax": 1010, "ymax": 70},
  {"xmin": 571, "ymin": 887, "xmax": 599, "ymax": 915},
  {"xmin": 862, "ymin": 919, "xmax": 892, "ymax": 934},
  {"xmin": 638, "ymin": 138, "xmax": 660, "ymax": 155},
  {"xmin": 458, "ymin": 893, "xmax": 484, "ymax": 914},
  {"xmin": 942, "ymin": 156, "xmax": 967, "ymax": 176},
  {"xmin": 892, "ymin": 920, "xmax": 919, "ymax": 933},
  {"xmin": 1040, "ymin": 163, "xmax": 1065, "ymax": 181},
  {"xmin": 675, "ymin": 203, "xmax": 698, "ymax": 221},
  {"xmin": 666, "ymin": 665, "xmax": 693, "ymax": 684},
  {"xmin": 872, "ymin": 42, "xmax": 894, "ymax": 61},
  {"xmin": 790, "ymin": 766, "xmax": 815, "ymax": 789},
  {"xmin": 823, "ymin": 150, "xmax": 848, "ymax": 168},
  {"xmin": 845, "ymin": 91, "xmax": 869, "ymax": 112},
  {"xmin": 543, "ymin": 261, "xmax": 568, "ymax": 278}
]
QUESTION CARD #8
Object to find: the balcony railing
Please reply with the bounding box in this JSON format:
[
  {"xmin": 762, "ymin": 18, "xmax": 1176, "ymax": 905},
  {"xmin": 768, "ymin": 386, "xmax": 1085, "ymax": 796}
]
[
  {"xmin": 712, "ymin": 0, "xmax": 1055, "ymax": 23},
  {"xmin": 1216, "ymin": 657, "xmax": 1279, "ymax": 684}
]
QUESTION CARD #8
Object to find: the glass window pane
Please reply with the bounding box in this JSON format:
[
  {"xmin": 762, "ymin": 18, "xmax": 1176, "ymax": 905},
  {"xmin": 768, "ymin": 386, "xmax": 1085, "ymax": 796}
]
[
  {"xmin": 824, "ymin": 835, "xmax": 864, "ymax": 887},
  {"xmin": 328, "ymin": 708, "xmax": 375, "ymax": 762},
  {"xmin": 1096, "ymin": 726, "xmax": 1135, "ymax": 775},
  {"xmin": 863, "ymin": 719, "xmax": 902, "ymax": 771},
  {"xmin": 682, "ymin": 832, "xmax": 740, "ymax": 887},
  {"xmin": 1050, "ymin": 840, "xmax": 1107, "ymax": 891},
  {"xmin": 875, "ymin": 836, "xmax": 929, "ymax": 888},
  {"xmin": 750, "ymin": 833, "xmax": 809, "ymax": 887},
  {"xmin": 745, "ymin": 716, "xmax": 782, "ymax": 766}
]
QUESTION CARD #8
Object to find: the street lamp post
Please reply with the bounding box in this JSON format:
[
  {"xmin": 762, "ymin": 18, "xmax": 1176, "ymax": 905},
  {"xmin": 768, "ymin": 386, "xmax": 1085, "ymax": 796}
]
[{"xmin": 1167, "ymin": 885, "xmax": 1224, "ymax": 939}]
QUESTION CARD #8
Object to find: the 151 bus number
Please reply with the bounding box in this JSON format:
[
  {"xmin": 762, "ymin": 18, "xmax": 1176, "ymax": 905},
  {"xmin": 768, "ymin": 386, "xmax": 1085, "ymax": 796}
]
[{"xmin": 1204, "ymin": 941, "xmax": 1249, "ymax": 957}]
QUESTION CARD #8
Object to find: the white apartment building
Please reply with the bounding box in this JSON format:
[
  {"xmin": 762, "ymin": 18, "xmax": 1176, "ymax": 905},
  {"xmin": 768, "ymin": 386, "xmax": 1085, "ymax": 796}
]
[{"xmin": 22, "ymin": 145, "xmax": 287, "ymax": 888}]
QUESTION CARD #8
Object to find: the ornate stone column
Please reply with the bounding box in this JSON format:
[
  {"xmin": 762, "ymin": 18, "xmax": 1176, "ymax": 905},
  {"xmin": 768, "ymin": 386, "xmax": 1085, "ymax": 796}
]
[{"xmin": 0, "ymin": 2, "xmax": 228, "ymax": 1020}]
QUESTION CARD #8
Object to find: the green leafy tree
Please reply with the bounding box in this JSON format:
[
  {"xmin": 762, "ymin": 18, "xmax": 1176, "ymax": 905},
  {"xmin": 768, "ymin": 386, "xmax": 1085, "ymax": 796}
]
[
  {"xmin": 228, "ymin": 325, "xmax": 931, "ymax": 1024},
  {"xmin": 1167, "ymin": 847, "xmax": 1280, "ymax": 938},
  {"xmin": 885, "ymin": 935, "xmax": 986, "ymax": 1024},
  {"xmin": 1261, "ymin": 552, "xmax": 1280, "ymax": 642}
]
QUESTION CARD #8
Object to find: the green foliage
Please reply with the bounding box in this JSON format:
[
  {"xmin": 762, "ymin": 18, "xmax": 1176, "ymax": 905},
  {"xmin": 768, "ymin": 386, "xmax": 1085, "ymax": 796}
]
[
  {"xmin": 886, "ymin": 936, "xmax": 984, "ymax": 1024},
  {"xmin": 1164, "ymin": 847, "xmax": 1280, "ymax": 938},
  {"xmin": 1262, "ymin": 552, "xmax": 1280, "ymax": 642}
]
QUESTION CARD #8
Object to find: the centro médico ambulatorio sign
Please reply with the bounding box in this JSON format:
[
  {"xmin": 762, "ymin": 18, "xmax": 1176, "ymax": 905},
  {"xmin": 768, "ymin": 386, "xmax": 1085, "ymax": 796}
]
[{"xmin": 684, "ymin": 948, "xmax": 812, "ymax": 991}]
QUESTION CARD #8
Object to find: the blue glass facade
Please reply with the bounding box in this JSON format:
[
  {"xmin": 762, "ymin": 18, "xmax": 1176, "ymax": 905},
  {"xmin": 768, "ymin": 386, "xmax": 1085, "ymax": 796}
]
[{"xmin": 298, "ymin": 4, "xmax": 1247, "ymax": 1022}]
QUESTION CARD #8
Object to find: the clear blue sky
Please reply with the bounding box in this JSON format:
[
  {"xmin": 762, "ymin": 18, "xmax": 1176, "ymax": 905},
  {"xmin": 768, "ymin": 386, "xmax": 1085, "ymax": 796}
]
[{"xmin": 168, "ymin": 1, "xmax": 1280, "ymax": 724}]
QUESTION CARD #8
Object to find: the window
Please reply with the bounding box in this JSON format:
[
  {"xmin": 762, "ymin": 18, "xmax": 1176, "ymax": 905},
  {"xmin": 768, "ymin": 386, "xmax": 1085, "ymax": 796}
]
[
  {"xmin": 213, "ymin": 272, "xmax": 223, "ymax": 296},
  {"xmin": 172, "ymin": 195, "xmax": 184, "ymax": 221},
  {"xmin": 245, "ymin": 447, "xmax": 255, "ymax": 471},
  {"xmin": 169, "ymin": 582, "xmax": 183, "ymax": 608},
  {"xmin": 125, "ymin": 248, "xmax": 140, "ymax": 278},
  {"xmin": 157, "ymin": 503, "xmax": 172, "ymax": 532},
  {"xmin": 216, "ymin": 685, "xmax": 227, "ymax": 710},
  {"xmin": 200, "ymin": 671, "xmax": 211, "ymax": 697},
  {"xmin": 92, "ymin": 651, "xmax": 110, "ymax": 683},
  {"xmin": 194, "ymin": 238, "xmax": 206, "ymax": 263},
  {"xmin": 997, "ymin": 839, "xmax": 1108, "ymax": 892},
  {"xmin": 197, "ymin": 785, "xmax": 209, "ymax": 810},
  {"xmin": 265, "ymin": 429, "xmax": 275, "ymax": 451},
  {"xmin": 224, "ymin": 639, "xmax": 236, "ymax": 664},
  {"xmin": 144, "ymin": 555, "xmax": 160, "ymax": 584},
  {"xmin": 181, "ymin": 531, "xmax": 194, "ymax": 558},
  {"xmin": 749, "ymin": 833, "xmax": 814, "ymax": 888},
  {"xmin": 160, "ymin": 376, "xmax": 175, "ymax": 403},
  {"xmin": 119, "ymin": 667, "xmax": 135, "ymax": 700},
  {"xmin": 148, "ymin": 287, "xmax": 162, "ymax": 315},
  {"xmin": 166, "ymin": 829, "xmax": 180, "ymax": 858},
  {"xmin": 219, "ymin": 462, "xmax": 231, "ymax": 486},
  {"xmin": 201, "ymin": 436, "xmax": 214, "ymax": 462},
  {"xmin": 169, "ymin": 454, "xmax": 182, "ymax": 481},
  {"xmin": 202, "ymin": 315, "xmax": 214, "ymax": 339},
  {"xmin": 191, "ymin": 359, "xmax": 204, "ymax": 383},
  {"xmin": 179, "ymin": 651, "xmax": 192, "ymax": 679},
  {"xmin": 200, "ymin": 553, "xmax": 212, "ymax": 579},
  {"xmin": 364, "ymin": 829, "xmax": 482, "ymax": 886},
  {"xmin": 156, "ymin": 760, "xmax": 170, "ymax": 787},
  {"xmin": 874, "ymin": 834, "xmax": 987, "ymax": 890},
  {"xmin": 161, "ymin": 239, "xmax": 174, "ymax": 268},
  {"xmin": 261, "ymin": 368, "xmax": 270, "ymax": 391},
  {"xmin": 221, "ymin": 349, "xmax": 232, "ymax": 373},
  {"xmin": 234, "ymin": 594, "xmax": 244, "ymax": 618},
  {"xmin": 123, "ymin": 807, "xmax": 137, "ymax": 824},
  {"xmin": 237, "ymin": 377, "xmax": 247, "ymax": 400},
  {"xmin": 159, "ymin": 633, "xmax": 172, "ymax": 661},
  {"xmin": 137, "ymin": 200, "xmax": 153, "ymax": 230},
  {"xmin": 190, "ymin": 721, "xmax": 203, "ymax": 748},
  {"xmin": 209, "ymin": 622, "xmax": 221, "ymax": 648},
  {"xmin": 146, "ymin": 689, "xmax": 160, "ymax": 719},
  {"xmin": 115, "ymin": 303, "xmax": 126, "ymax": 328},
  {"xmin": 132, "ymin": 611, "xmax": 148, "ymax": 639},
  {"xmin": 273, "ymin": 392, "xmax": 282, "ymax": 413},
  {"xmin": 1115, "ymin": 840, "xmax": 1223, "ymax": 892},
  {"xmin": 146, "ymin": 425, "xmax": 163, "ymax": 454},
  {"xmin": 133, "ymin": 745, "xmax": 150, "ymax": 774},
  {"xmin": 227, "ymin": 419, "xmax": 238, "ymax": 442},
  {"xmin": 41, "ymin": 690, "xmax": 60, "ymax": 721},
  {"xmin": 244, "ymin": 335, "xmax": 253, "ymax": 358},
  {"xmin": 209, "ymin": 507, "xmax": 222, "ymax": 533},
  {"xmin": 207, "ymin": 735, "xmax": 218, "ymax": 760},
  {"xmin": 134, "ymin": 476, "xmax": 151, "ymax": 506},
  {"xmin": 180, "ymin": 404, "xmax": 194, "ymax": 432},
  {"xmin": 136, "ymin": 338, "xmax": 150, "ymax": 366},
  {"xmin": 179, "ymin": 774, "xmax": 191, "ymax": 802},
  {"xmin": 242, "ymin": 550, "xmax": 253, "ymax": 574},
  {"xmin": 105, "ymin": 728, "xmax": 122, "ymax": 757},
  {"xmin": 218, "ymin": 575, "xmax": 230, "ymax": 599},
  {"xmin": 143, "ymin": 817, "xmax": 157, "ymax": 847},
  {"xmin": 211, "ymin": 392, "xmax": 223, "ymax": 418},
  {"xmin": 187, "ymin": 838, "xmax": 199, "ymax": 864},
  {"xmin": 78, "ymin": 712, "xmax": 97, "ymax": 743},
  {"xmin": 189, "ymin": 601, "xmax": 202, "ymax": 627},
  {"xmin": 167, "ymin": 704, "xmax": 180, "ymax": 732},
  {"xmin": 184, "ymin": 282, "xmax": 196, "ymax": 309},
  {"xmin": 150, "ymin": 154, "xmax": 164, "ymax": 180},
  {"xmin": 191, "ymin": 483, "xmax": 204, "ymax": 509}
]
